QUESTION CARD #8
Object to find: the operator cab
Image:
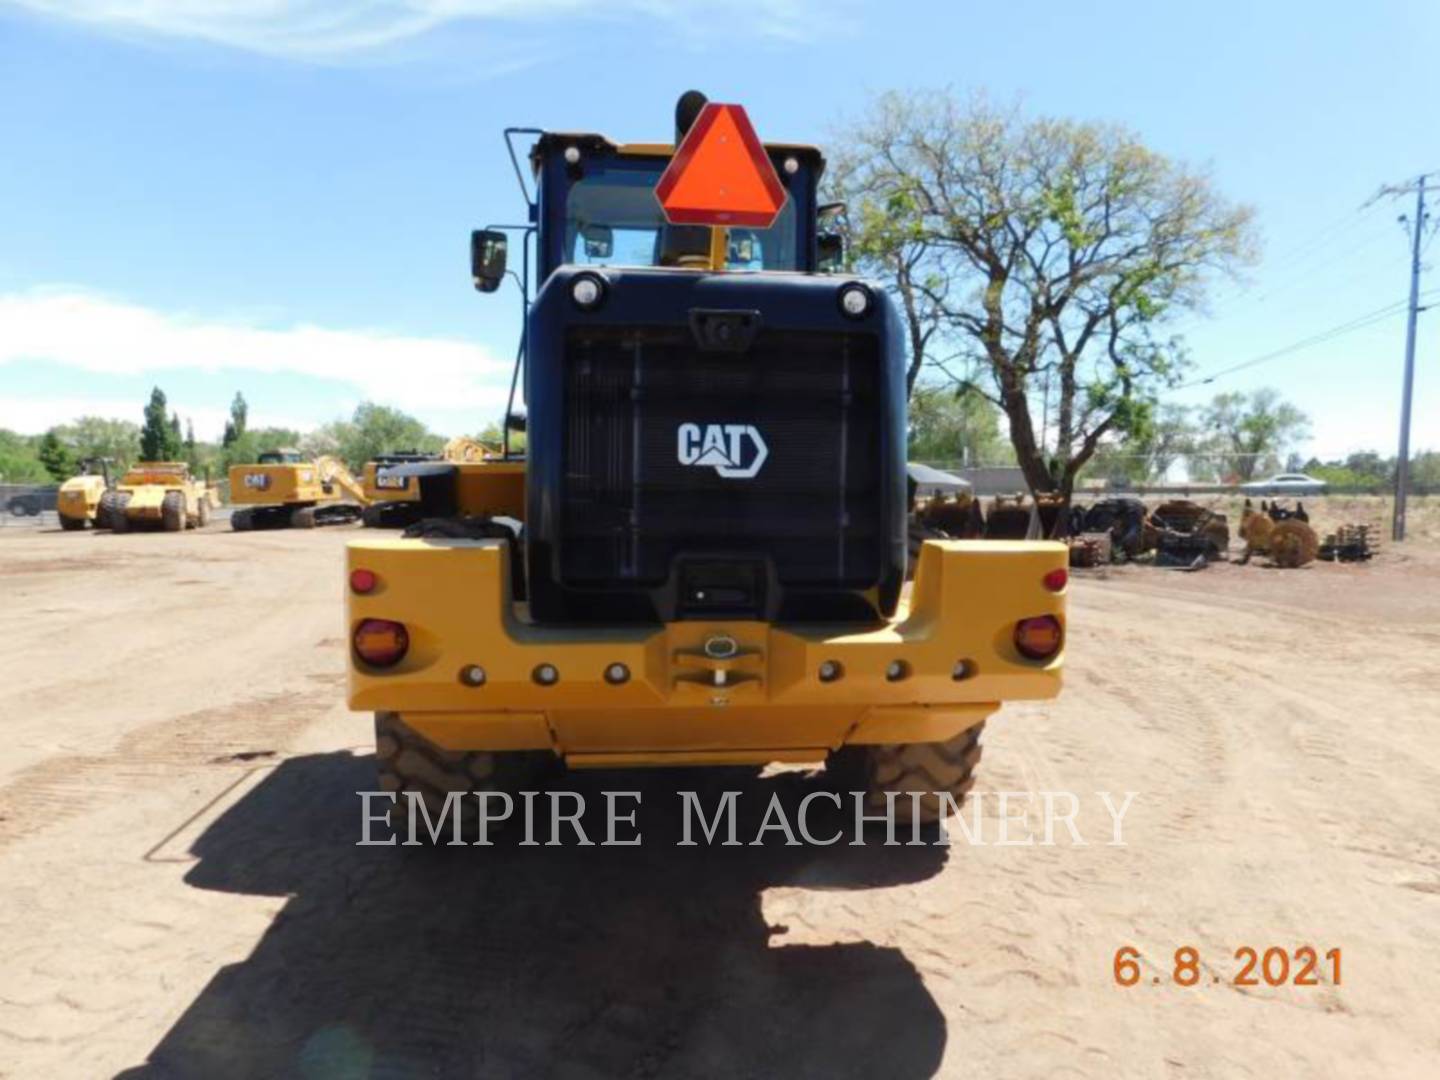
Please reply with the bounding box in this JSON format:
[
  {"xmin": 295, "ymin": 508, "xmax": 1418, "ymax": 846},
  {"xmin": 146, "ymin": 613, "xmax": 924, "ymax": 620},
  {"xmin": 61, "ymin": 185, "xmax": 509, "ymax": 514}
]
[
  {"xmin": 472, "ymin": 124, "xmax": 846, "ymax": 295},
  {"xmin": 531, "ymin": 131, "xmax": 823, "ymax": 278},
  {"xmin": 258, "ymin": 448, "xmax": 305, "ymax": 465}
]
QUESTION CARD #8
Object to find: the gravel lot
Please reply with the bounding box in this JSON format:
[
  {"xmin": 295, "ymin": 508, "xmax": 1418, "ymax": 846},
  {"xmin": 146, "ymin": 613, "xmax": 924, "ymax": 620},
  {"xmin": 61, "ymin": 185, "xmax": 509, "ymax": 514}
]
[{"xmin": 1, "ymin": 520, "xmax": 1436, "ymax": 1078}]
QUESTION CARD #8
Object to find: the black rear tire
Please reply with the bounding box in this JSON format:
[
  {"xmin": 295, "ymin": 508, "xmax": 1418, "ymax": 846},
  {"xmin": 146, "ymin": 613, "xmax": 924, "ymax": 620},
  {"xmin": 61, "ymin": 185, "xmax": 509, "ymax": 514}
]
[
  {"xmin": 96, "ymin": 491, "xmax": 117, "ymax": 530},
  {"xmin": 109, "ymin": 493, "xmax": 132, "ymax": 533},
  {"xmin": 59, "ymin": 513, "xmax": 86, "ymax": 531},
  {"xmin": 375, "ymin": 712, "xmax": 555, "ymax": 843},
  {"xmin": 161, "ymin": 491, "xmax": 185, "ymax": 532},
  {"xmin": 829, "ymin": 721, "xmax": 985, "ymax": 826}
]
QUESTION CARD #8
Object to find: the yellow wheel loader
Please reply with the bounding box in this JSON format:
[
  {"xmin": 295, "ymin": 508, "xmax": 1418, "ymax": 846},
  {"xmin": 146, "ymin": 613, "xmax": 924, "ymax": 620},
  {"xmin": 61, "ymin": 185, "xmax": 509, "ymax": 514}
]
[
  {"xmin": 347, "ymin": 95, "xmax": 1067, "ymax": 836},
  {"xmin": 228, "ymin": 449, "xmax": 370, "ymax": 530},
  {"xmin": 104, "ymin": 462, "xmax": 219, "ymax": 533},
  {"xmin": 56, "ymin": 458, "xmax": 115, "ymax": 531}
]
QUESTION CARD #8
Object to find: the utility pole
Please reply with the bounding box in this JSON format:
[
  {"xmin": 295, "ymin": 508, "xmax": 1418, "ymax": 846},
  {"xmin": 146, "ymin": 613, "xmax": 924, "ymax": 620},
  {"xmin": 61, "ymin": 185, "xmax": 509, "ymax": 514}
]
[{"xmin": 1375, "ymin": 175, "xmax": 1435, "ymax": 541}]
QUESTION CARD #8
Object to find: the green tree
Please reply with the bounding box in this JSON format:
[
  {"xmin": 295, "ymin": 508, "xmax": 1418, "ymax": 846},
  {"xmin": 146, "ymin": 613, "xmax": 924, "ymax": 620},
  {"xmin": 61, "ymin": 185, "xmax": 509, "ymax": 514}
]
[
  {"xmin": 317, "ymin": 402, "xmax": 441, "ymax": 471},
  {"xmin": 907, "ymin": 383, "xmax": 1011, "ymax": 465},
  {"xmin": 54, "ymin": 416, "xmax": 142, "ymax": 470},
  {"xmin": 0, "ymin": 429, "xmax": 51, "ymax": 484},
  {"xmin": 831, "ymin": 90, "xmax": 1256, "ymax": 515},
  {"xmin": 1410, "ymin": 450, "xmax": 1440, "ymax": 490},
  {"xmin": 1082, "ymin": 403, "xmax": 1200, "ymax": 485},
  {"xmin": 140, "ymin": 387, "xmax": 181, "ymax": 461},
  {"xmin": 223, "ymin": 392, "xmax": 248, "ymax": 447},
  {"xmin": 1341, "ymin": 451, "xmax": 1392, "ymax": 484},
  {"xmin": 37, "ymin": 429, "xmax": 75, "ymax": 481},
  {"xmin": 1198, "ymin": 388, "xmax": 1310, "ymax": 481}
]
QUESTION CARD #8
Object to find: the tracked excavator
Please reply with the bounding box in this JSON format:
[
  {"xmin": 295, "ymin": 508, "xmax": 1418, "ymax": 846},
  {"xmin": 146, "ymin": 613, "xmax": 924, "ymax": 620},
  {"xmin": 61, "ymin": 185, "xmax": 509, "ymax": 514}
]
[
  {"xmin": 228, "ymin": 449, "xmax": 370, "ymax": 530},
  {"xmin": 360, "ymin": 437, "xmax": 503, "ymax": 528}
]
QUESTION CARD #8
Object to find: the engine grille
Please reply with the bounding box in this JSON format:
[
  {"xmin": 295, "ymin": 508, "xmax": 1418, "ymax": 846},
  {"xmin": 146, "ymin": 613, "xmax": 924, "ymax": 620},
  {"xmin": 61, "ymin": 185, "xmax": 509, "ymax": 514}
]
[{"xmin": 561, "ymin": 325, "xmax": 882, "ymax": 591}]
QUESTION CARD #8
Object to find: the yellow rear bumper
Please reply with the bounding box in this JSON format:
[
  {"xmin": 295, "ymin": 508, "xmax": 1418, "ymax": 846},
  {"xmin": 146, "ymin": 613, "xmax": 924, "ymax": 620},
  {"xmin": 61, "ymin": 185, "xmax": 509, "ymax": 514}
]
[{"xmin": 346, "ymin": 538, "xmax": 1065, "ymax": 766}]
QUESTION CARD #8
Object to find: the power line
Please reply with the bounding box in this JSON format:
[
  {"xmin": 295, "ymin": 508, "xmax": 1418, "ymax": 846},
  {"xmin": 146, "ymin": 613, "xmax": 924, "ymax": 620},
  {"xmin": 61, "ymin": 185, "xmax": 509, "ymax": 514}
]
[
  {"xmin": 1167, "ymin": 200, "xmax": 1391, "ymax": 334},
  {"xmin": 1174, "ymin": 289, "xmax": 1439, "ymax": 390},
  {"xmin": 1260, "ymin": 199, "xmax": 1388, "ymax": 276}
]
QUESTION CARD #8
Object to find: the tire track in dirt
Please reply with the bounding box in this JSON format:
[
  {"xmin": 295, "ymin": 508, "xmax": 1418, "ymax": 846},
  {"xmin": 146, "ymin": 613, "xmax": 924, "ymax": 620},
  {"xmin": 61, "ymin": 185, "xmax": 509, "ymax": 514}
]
[{"xmin": 0, "ymin": 690, "xmax": 333, "ymax": 849}]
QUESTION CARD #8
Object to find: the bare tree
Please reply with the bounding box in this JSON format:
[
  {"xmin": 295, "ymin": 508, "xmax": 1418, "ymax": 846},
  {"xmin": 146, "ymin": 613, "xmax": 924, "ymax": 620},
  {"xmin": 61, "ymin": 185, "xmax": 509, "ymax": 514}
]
[
  {"xmin": 830, "ymin": 90, "xmax": 1257, "ymax": 520},
  {"xmin": 1200, "ymin": 388, "xmax": 1310, "ymax": 481}
]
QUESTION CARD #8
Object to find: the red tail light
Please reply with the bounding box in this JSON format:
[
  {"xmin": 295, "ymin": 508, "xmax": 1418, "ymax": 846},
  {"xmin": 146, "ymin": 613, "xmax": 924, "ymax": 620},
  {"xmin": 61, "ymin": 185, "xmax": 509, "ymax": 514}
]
[
  {"xmin": 354, "ymin": 618, "xmax": 408, "ymax": 667},
  {"xmin": 1043, "ymin": 567, "xmax": 1068, "ymax": 592},
  {"xmin": 350, "ymin": 568, "xmax": 378, "ymax": 594},
  {"xmin": 1014, "ymin": 615, "xmax": 1063, "ymax": 660}
]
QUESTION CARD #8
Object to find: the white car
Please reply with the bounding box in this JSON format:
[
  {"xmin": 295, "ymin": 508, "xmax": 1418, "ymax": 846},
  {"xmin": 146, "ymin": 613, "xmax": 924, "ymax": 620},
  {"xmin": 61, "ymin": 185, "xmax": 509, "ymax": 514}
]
[{"xmin": 1239, "ymin": 472, "xmax": 1327, "ymax": 496}]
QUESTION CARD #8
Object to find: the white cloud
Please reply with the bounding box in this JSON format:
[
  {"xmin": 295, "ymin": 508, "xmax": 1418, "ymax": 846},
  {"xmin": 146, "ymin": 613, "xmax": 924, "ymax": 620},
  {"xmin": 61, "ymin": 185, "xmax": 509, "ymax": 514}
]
[
  {"xmin": 0, "ymin": 288, "xmax": 513, "ymax": 433},
  {"xmin": 6, "ymin": 0, "xmax": 824, "ymax": 58}
]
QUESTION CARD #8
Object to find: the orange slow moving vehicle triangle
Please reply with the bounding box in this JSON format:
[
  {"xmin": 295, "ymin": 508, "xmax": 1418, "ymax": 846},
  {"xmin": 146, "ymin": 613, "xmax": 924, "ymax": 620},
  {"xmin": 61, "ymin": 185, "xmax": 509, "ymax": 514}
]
[{"xmin": 654, "ymin": 103, "xmax": 789, "ymax": 228}]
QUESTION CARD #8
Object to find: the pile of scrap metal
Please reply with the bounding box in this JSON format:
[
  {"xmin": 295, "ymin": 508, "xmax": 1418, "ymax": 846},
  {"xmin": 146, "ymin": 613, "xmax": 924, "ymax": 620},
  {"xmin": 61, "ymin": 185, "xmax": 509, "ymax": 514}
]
[
  {"xmin": 906, "ymin": 490, "xmax": 985, "ymax": 577},
  {"xmin": 1319, "ymin": 523, "xmax": 1377, "ymax": 563},
  {"xmin": 917, "ymin": 491, "xmax": 985, "ymax": 539},
  {"xmin": 1148, "ymin": 499, "xmax": 1231, "ymax": 569},
  {"xmin": 1238, "ymin": 499, "xmax": 1319, "ymax": 568},
  {"xmin": 1069, "ymin": 497, "xmax": 1153, "ymax": 561},
  {"xmin": 984, "ymin": 492, "xmax": 1065, "ymax": 540},
  {"xmin": 904, "ymin": 466, "xmax": 984, "ymax": 579},
  {"xmin": 1066, "ymin": 531, "xmax": 1112, "ymax": 568}
]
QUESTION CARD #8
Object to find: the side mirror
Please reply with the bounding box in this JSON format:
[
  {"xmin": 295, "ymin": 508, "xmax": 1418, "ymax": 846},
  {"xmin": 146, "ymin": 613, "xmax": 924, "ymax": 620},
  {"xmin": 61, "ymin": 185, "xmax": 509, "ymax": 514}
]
[
  {"xmin": 471, "ymin": 229, "xmax": 508, "ymax": 293},
  {"xmin": 580, "ymin": 224, "xmax": 614, "ymax": 260},
  {"xmin": 817, "ymin": 233, "xmax": 845, "ymax": 273}
]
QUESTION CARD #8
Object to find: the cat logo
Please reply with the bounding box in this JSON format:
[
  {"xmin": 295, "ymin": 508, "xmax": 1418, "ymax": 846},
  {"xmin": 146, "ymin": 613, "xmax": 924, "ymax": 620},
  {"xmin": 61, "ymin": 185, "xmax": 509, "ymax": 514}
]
[
  {"xmin": 242, "ymin": 473, "xmax": 271, "ymax": 490},
  {"xmin": 676, "ymin": 423, "xmax": 768, "ymax": 479}
]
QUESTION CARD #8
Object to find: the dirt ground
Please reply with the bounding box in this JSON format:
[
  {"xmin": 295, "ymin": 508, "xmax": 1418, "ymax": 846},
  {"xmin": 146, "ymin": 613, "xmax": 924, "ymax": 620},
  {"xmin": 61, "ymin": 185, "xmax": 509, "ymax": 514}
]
[{"xmin": 1, "ymin": 517, "xmax": 1438, "ymax": 1079}]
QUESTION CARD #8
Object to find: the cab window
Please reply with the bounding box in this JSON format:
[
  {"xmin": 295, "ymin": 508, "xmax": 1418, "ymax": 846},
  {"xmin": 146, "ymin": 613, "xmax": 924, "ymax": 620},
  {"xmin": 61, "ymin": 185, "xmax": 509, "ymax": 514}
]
[{"xmin": 562, "ymin": 160, "xmax": 798, "ymax": 271}]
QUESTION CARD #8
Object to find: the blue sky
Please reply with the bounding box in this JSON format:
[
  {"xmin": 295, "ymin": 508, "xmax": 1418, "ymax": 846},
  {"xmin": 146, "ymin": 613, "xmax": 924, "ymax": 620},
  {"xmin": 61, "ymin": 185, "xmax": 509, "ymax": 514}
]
[{"xmin": 1, "ymin": 0, "xmax": 1437, "ymax": 460}]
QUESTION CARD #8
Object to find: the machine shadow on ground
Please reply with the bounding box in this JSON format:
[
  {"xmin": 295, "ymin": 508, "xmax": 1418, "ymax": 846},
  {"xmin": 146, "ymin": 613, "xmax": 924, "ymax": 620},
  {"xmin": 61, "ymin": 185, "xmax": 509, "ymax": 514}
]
[{"xmin": 120, "ymin": 752, "xmax": 950, "ymax": 1079}]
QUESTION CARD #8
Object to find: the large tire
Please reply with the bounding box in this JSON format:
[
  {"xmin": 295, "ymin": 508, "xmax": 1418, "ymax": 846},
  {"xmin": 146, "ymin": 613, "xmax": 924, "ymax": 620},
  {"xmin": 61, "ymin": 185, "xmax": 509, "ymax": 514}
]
[
  {"xmin": 1269, "ymin": 519, "xmax": 1318, "ymax": 568},
  {"xmin": 830, "ymin": 721, "xmax": 985, "ymax": 827},
  {"xmin": 375, "ymin": 712, "xmax": 554, "ymax": 843},
  {"xmin": 58, "ymin": 512, "xmax": 86, "ymax": 531},
  {"xmin": 231, "ymin": 507, "xmax": 253, "ymax": 531},
  {"xmin": 95, "ymin": 491, "xmax": 118, "ymax": 530},
  {"xmin": 161, "ymin": 491, "xmax": 185, "ymax": 532},
  {"xmin": 109, "ymin": 493, "xmax": 132, "ymax": 533}
]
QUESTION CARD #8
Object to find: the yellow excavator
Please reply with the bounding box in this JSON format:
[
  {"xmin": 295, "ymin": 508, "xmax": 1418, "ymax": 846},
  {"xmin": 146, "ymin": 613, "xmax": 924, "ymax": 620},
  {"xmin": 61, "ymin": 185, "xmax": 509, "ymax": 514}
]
[
  {"xmin": 228, "ymin": 448, "xmax": 371, "ymax": 530},
  {"xmin": 360, "ymin": 437, "xmax": 502, "ymax": 528}
]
